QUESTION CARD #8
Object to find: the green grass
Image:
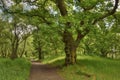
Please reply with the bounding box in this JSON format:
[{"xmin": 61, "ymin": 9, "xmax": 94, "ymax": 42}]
[
  {"xmin": 42, "ymin": 56, "xmax": 65, "ymax": 64},
  {"xmin": 46, "ymin": 56, "xmax": 120, "ymax": 80},
  {"xmin": 0, "ymin": 58, "xmax": 31, "ymax": 80}
]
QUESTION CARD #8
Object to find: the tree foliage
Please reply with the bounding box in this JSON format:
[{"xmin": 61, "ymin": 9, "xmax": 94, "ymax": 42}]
[{"xmin": 0, "ymin": 0, "xmax": 120, "ymax": 65}]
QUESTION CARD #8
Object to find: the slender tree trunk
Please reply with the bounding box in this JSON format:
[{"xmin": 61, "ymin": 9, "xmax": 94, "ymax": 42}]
[
  {"xmin": 50, "ymin": 37, "xmax": 58, "ymax": 55},
  {"xmin": 10, "ymin": 24, "xmax": 19, "ymax": 59},
  {"xmin": 1, "ymin": 45, "xmax": 7, "ymax": 58},
  {"xmin": 100, "ymin": 49, "xmax": 107, "ymax": 57},
  {"xmin": 38, "ymin": 47, "xmax": 42, "ymax": 60},
  {"xmin": 10, "ymin": 37, "xmax": 19, "ymax": 59},
  {"xmin": 1, "ymin": 47, "xmax": 4, "ymax": 57},
  {"xmin": 37, "ymin": 40, "xmax": 43, "ymax": 60},
  {"xmin": 25, "ymin": 51, "xmax": 28, "ymax": 57},
  {"xmin": 20, "ymin": 39, "xmax": 27, "ymax": 57}
]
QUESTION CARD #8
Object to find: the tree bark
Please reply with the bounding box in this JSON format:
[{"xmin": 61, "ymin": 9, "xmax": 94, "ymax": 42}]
[
  {"xmin": 56, "ymin": 0, "xmax": 85, "ymax": 65},
  {"xmin": 56, "ymin": 0, "xmax": 77, "ymax": 65},
  {"xmin": 10, "ymin": 25, "xmax": 19, "ymax": 59},
  {"xmin": 63, "ymin": 30, "xmax": 77, "ymax": 65},
  {"xmin": 50, "ymin": 37, "xmax": 58, "ymax": 56},
  {"xmin": 55, "ymin": 0, "xmax": 119, "ymax": 65},
  {"xmin": 10, "ymin": 38, "xmax": 19, "ymax": 59},
  {"xmin": 38, "ymin": 47, "xmax": 42, "ymax": 60},
  {"xmin": 37, "ymin": 40, "xmax": 43, "ymax": 60}
]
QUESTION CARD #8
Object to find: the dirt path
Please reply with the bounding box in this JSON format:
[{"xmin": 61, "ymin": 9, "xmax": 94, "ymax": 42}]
[{"xmin": 29, "ymin": 61, "xmax": 63, "ymax": 80}]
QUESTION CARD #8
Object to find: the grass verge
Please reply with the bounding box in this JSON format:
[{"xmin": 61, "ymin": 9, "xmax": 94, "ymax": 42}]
[
  {"xmin": 0, "ymin": 58, "xmax": 31, "ymax": 80},
  {"xmin": 46, "ymin": 56, "xmax": 120, "ymax": 80}
]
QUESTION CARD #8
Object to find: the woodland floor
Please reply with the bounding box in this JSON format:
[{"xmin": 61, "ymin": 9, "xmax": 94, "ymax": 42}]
[{"xmin": 29, "ymin": 61, "xmax": 63, "ymax": 80}]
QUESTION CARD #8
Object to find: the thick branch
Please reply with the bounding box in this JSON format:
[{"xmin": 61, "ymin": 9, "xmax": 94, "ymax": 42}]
[
  {"xmin": 93, "ymin": 0, "xmax": 119, "ymax": 24},
  {"xmin": 56, "ymin": 0, "xmax": 67, "ymax": 16},
  {"xmin": 2, "ymin": 9, "xmax": 52, "ymax": 24},
  {"xmin": 75, "ymin": 28, "xmax": 89, "ymax": 47},
  {"xmin": 83, "ymin": 5, "xmax": 96, "ymax": 11}
]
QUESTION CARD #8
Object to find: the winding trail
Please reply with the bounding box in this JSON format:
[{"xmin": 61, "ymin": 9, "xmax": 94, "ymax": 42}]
[{"xmin": 29, "ymin": 61, "xmax": 63, "ymax": 80}]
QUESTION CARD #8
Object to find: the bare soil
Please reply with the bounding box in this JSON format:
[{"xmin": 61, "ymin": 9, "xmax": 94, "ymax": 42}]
[{"xmin": 29, "ymin": 61, "xmax": 63, "ymax": 80}]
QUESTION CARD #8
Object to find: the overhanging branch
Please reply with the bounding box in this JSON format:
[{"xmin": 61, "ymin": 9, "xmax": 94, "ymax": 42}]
[
  {"xmin": 93, "ymin": 0, "xmax": 119, "ymax": 24},
  {"xmin": 0, "ymin": 0, "xmax": 52, "ymax": 25},
  {"xmin": 56, "ymin": 0, "xmax": 67, "ymax": 16}
]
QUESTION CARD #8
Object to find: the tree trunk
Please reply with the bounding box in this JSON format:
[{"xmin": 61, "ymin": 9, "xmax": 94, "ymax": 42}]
[
  {"xmin": 37, "ymin": 40, "xmax": 43, "ymax": 60},
  {"xmin": 38, "ymin": 47, "xmax": 42, "ymax": 60},
  {"xmin": 10, "ymin": 38, "xmax": 19, "ymax": 59},
  {"xmin": 1, "ymin": 47, "xmax": 4, "ymax": 57},
  {"xmin": 100, "ymin": 49, "xmax": 108, "ymax": 57},
  {"xmin": 50, "ymin": 37, "xmax": 58, "ymax": 56},
  {"xmin": 63, "ymin": 30, "xmax": 77, "ymax": 65},
  {"xmin": 56, "ymin": 0, "xmax": 88, "ymax": 65},
  {"xmin": 64, "ymin": 45, "xmax": 77, "ymax": 65},
  {"xmin": 20, "ymin": 39, "xmax": 27, "ymax": 57}
]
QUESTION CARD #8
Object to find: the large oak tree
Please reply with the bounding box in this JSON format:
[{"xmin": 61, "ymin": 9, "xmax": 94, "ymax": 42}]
[{"xmin": 0, "ymin": 0, "xmax": 119, "ymax": 65}]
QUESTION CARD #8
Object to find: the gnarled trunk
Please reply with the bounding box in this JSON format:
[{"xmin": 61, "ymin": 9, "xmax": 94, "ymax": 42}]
[
  {"xmin": 56, "ymin": 0, "xmax": 89, "ymax": 65},
  {"xmin": 64, "ymin": 45, "xmax": 77, "ymax": 65},
  {"xmin": 63, "ymin": 30, "xmax": 77, "ymax": 65},
  {"xmin": 63, "ymin": 28, "xmax": 88, "ymax": 65}
]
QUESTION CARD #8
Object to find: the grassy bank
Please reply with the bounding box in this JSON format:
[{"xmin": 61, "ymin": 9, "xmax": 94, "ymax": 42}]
[
  {"xmin": 47, "ymin": 56, "xmax": 120, "ymax": 80},
  {"xmin": 0, "ymin": 58, "xmax": 31, "ymax": 80}
]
